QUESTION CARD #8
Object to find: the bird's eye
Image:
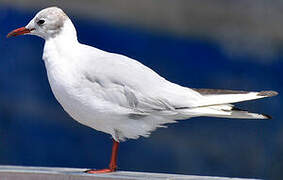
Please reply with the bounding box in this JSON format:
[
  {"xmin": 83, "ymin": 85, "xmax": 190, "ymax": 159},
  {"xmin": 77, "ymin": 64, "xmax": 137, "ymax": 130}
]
[{"xmin": 37, "ymin": 19, "xmax": 45, "ymax": 25}]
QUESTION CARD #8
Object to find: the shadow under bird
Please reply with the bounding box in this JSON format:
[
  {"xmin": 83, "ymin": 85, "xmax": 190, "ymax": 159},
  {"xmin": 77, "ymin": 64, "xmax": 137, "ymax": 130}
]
[{"xmin": 7, "ymin": 7, "xmax": 278, "ymax": 173}]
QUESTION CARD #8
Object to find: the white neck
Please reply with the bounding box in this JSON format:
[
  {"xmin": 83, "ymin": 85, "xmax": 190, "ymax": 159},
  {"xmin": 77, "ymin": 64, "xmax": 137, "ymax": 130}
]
[{"xmin": 43, "ymin": 19, "xmax": 79, "ymax": 63}]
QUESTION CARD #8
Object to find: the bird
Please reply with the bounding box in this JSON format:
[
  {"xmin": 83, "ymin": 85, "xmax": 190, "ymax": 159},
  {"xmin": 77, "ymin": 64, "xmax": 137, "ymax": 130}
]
[{"xmin": 7, "ymin": 7, "xmax": 278, "ymax": 173}]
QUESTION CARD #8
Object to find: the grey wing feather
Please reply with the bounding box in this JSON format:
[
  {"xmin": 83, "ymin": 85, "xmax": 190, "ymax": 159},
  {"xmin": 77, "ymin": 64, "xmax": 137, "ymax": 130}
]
[
  {"xmin": 192, "ymin": 88, "xmax": 249, "ymax": 95},
  {"xmin": 193, "ymin": 88, "xmax": 278, "ymax": 97}
]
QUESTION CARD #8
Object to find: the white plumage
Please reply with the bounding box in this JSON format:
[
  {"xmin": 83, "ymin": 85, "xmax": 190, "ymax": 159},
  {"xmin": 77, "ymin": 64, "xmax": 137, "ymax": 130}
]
[{"xmin": 8, "ymin": 7, "xmax": 278, "ymax": 142}]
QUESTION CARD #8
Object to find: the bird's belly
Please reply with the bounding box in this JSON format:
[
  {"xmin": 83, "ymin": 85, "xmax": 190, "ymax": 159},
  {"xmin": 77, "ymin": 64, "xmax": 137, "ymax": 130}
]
[
  {"xmin": 45, "ymin": 65, "xmax": 114, "ymax": 134},
  {"xmin": 44, "ymin": 60, "xmax": 170, "ymax": 141}
]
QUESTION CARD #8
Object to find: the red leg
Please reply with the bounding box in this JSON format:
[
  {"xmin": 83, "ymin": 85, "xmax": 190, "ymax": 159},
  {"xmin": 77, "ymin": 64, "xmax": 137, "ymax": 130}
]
[{"xmin": 85, "ymin": 139, "xmax": 119, "ymax": 173}]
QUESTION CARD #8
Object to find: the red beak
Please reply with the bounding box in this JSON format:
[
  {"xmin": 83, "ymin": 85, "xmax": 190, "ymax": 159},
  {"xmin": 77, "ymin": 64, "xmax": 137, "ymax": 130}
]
[{"xmin": 7, "ymin": 27, "xmax": 32, "ymax": 38}]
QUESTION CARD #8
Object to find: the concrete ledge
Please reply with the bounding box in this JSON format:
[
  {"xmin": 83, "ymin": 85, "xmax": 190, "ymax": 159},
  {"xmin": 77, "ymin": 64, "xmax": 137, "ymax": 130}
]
[{"xmin": 0, "ymin": 165, "xmax": 258, "ymax": 180}]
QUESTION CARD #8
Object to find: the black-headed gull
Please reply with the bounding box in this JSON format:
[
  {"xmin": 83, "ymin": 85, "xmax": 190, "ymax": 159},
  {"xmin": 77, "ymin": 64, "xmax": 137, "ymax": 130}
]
[{"xmin": 7, "ymin": 7, "xmax": 278, "ymax": 173}]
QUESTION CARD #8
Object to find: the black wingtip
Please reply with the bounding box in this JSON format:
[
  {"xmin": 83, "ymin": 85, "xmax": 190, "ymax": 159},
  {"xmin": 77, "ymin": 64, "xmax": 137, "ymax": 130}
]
[
  {"xmin": 262, "ymin": 113, "xmax": 272, "ymax": 119},
  {"xmin": 258, "ymin": 90, "xmax": 279, "ymax": 97},
  {"xmin": 231, "ymin": 107, "xmax": 245, "ymax": 111},
  {"xmin": 232, "ymin": 107, "xmax": 272, "ymax": 119}
]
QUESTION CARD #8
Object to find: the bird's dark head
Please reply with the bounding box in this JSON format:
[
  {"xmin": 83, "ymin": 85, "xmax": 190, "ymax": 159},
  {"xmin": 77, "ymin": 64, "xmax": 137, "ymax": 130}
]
[{"xmin": 7, "ymin": 7, "xmax": 70, "ymax": 40}]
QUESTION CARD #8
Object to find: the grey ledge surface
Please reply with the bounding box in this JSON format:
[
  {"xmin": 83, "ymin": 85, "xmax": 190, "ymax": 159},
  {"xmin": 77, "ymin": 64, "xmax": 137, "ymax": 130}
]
[{"xmin": 0, "ymin": 165, "xmax": 259, "ymax": 180}]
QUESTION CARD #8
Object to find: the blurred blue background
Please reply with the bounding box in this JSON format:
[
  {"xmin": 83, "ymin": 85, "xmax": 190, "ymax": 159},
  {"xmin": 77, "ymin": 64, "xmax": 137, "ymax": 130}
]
[{"xmin": 0, "ymin": 1, "xmax": 281, "ymax": 179}]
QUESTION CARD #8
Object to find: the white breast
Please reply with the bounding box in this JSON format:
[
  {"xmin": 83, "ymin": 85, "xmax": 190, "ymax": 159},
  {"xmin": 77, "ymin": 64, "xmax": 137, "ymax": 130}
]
[{"xmin": 43, "ymin": 40, "xmax": 115, "ymax": 135}]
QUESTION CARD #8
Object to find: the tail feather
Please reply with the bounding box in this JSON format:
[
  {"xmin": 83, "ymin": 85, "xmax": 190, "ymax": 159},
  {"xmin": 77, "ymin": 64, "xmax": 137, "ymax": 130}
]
[
  {"xmin": 176, "ymin": 89, "xmax": 278, "ymax": 120},
  {"xmin": 179, "ymin": 104, "xmax": 271, "ymax": 120},
  {"xmin": 213, "ymin": 107, "xmax": 271, "ymax": 119},
  {"xmin": 192, "ymin": 89, "xmax": 278, "ymax": 108}
]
